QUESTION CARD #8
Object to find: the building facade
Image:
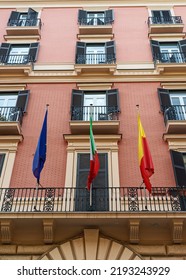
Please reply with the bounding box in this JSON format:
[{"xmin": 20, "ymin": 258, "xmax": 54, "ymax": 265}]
[{"xmin": 0, "ymin": 0, "xmax": 186, "ymax": 260}]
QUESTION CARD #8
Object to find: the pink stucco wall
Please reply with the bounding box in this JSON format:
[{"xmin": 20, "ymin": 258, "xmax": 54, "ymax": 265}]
[
  {"xmin": 10, "ymin": 83, "xmax": 176, "ymax": 188},
  {"xmin": 116, "ymin": 82, "xmax": 175, "ymax": 187},
  {"xmin": 174, "ymin": 6, "xmax": 186, "ymax": 33},
  {"xmin": 0, "ymin": 9, "xmax": 12, "ymax": 40},
  {"xmin": 10, "ymin": 83, "xmax": 75, "ymax": 187},
  {"xmin": 113, "ymin": 7, "xmax": 152, "ymax": 62}
]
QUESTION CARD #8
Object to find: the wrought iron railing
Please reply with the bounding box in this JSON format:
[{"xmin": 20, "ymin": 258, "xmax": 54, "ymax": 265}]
[
  {"xmin": 0, "ymin": 187, "xmax": 186, "ymax": 213},
  {"xmin": 0, "ymin": 55, "xmax": 34, "ymax": 64},
  {"xmin": 71, "ymin": 105, "xmax": 119, "ymax": 121},
  {"xmin": 0, "ymin": 107, "xmax": 23, "ymax": 123},
  {"xmin": 153, "ymin": 52, "xmax": 186, "ymax": 63},
  {"xmin": 7, "ymin": 18, "xmax": 42, "ymax": 28},
  {"xmin": 79, "ymin": 16, "xmax": 113, "ymax": 26},
  {"xmin": 163, "ymin": 105, "xmax": 186, "ymax": 123},
  {"xmin": 148, "ymin": 16, "xmax": 182, "ymax": 25},
  {"xmin": 76, "ymin": 53, "xmax": 116, "ymax": 64}
]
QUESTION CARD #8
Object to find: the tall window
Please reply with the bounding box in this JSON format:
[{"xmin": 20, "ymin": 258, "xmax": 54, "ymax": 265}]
[
  {"xmin": 0, "ymin": 154, "xmax": 5, "ymax": 177},
  {"xmin": 151, "ymin": 10, "xmax": 172, "ymax": 23},
  {"xmin": 8, "ymin": 8, "xmax": 39, "ymax": 27},
  {"xmin": 78, "ymin": 9, "xmax": 114, "ymax": 25}
]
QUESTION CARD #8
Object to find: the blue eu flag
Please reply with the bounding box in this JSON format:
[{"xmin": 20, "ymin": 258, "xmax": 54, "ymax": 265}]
[{"xmin": 32, "ymin": 109, "xmax": 48, "ymax": 184}]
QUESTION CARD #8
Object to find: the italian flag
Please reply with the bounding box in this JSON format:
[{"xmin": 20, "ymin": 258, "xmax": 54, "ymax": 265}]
[
  {"xmin": 138, "ymin": 114, "xmax": 154, "ymax": 193},
  {"xmin": 87, "ymin": 116, "xmax": 100, "ymax": 190}
]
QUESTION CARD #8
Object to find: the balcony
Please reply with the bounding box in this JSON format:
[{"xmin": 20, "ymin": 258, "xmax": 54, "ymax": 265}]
[
  {"xmin": 79, "ymin": 16, "xmax": 113, "ymax": 35},
  {"xmin": 148, "ymin": 16, "xmax": 184, "ymax": 34},
  {"xmin": 70, "ymin": 105, "xmax": 120, "ymax": 134},
  {"xmin": 0, "ymin": 186, "xmax": 186, "ymax": 212},
  {"xmin": 75, "ymin": 53, "xmax": 116, "ymax": 74},
  {"xmin": 6, "ymin": 18, "xmax": 41, "ymax": 36},
  {"xmin": 0, "ymin": 54, "xmax": 33, "ymax": 75},
  {"xmin": 0, "ymin": 106, "xmax": 23, "ymax": 135},
  {"xmin": 163, "ymin": 105, "xmax": 186, "ymax": 134},
  {"xmin": 154, "ymin": 51, "xmax": 186, "ymax": 73}
]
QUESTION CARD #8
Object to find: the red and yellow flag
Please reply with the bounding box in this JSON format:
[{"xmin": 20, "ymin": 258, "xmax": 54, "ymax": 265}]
[{"xmin": 138, "ymin": 114, "xmax": 154, "ymax": 193}]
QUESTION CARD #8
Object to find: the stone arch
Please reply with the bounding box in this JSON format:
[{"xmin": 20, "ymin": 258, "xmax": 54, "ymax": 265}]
[{"xmin": 40, "ymin": 229, "xmax": 143, "ymax": 260}]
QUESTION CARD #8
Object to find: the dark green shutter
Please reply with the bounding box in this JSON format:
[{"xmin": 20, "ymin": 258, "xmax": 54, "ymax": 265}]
[
  {"xmin": 105, "ymin": 41, "xmax": 116, "ymax": 63},
  {"xmin": 157, "ymin": 88, "xmax": 171, "ymax": 111},
  {"xmin": 150, "ymin": 40, "xmax": 160, "ymax": 62},
  {"xmin": 27, "ymin": 8, "xmax": 38, "ymax": 26},
  {"xmin": 78, "ymin": 10, "xmax": 87, "ymax": 24},
  {"xmin": 8, "ymin": 11, "xmax": 20, "ymax": 26},
  {"xmin": 170, "ymin": 150, "xmax": 186, "ymax": 187},
  {"xmin": 16, "ymin": 90, "xmax": 30, "ymax": 112},
  {"xmin": 71, "ymin": 90, "xmax": 84, "ymax": 120},
  {"xmin": 28, "ymin": 43, "xmax": 39, "ymax": 62},
  {"xmin": 75, "ymin": 153, "xmax": 108, "ymax": 211},
  {"xmin": 0, "ymin": 154, "xmax": 5, "ymax": 177},
  {"xmin": 0, "ymin": 43, "xmax": 11, "ymax": 63},
  {"xmin": 179, "ymin": 39, "xmax": 186, "ymax": 62},
  {"xmin": 106, "ymin": 89, "xmax": 119, "ymax": 115},
  {"xmin": 105, "ymin": 10, "xmax": 114, "ymax": 24},
  {"xmin": 76, "ymin": 42, "xmax": 86, "ymax": 64}
]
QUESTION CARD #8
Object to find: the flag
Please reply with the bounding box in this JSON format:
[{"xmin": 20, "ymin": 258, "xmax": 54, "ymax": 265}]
[
  {"xmin": 87, "ymin": 116, "xmax": 100, "ymax": 190},
  {"xmin": 138, "ymin": 114, "xmax": 154, "ymax": 193},
  {"xmin": 32, "ymin": 109, "xmax": 48, "ymax": 184}
]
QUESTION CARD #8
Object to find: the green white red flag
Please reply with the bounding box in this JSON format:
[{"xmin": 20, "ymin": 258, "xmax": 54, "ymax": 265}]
[{"xmin": 87, "ymin": 116, "xmax": 100, "ymax": 190}]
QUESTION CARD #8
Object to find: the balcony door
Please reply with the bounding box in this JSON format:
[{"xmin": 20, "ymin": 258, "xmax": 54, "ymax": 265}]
[
  {"xmin": 84, "ymin": 94, "xmax": 106, "ymax": 121},
  {"xmin": 160, "ymin": 43, "xmax": 182, "ymax": 63},
  {"xmin": 75, "ymin": 153, "xmax": 109, "ymax": 211},
  {"xmin": 170, "ymin": 94, "xmax": 186, "ymax": 120},
  {"xmin": 86, "ymin": 44, "xmax": 105, "ymax": 64},
  {"xmin": 0, "ymin": 95, "xmax": 17, "ymax": 121},
  {"xmin": 7, "ymin": 45, "xmax": 29, "ymax": 64},
  {"xmin": 151, "ymin": 10, "xmax": 172, "ymax": 23}
]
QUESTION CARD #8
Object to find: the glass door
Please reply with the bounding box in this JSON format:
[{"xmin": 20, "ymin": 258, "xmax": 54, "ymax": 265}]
[
  {"xmin": 7, "ymin": 46, "xmax": 29, "ymax": 64},
  {"xmin": 170, "ymin": 94, "xmax": 186, "ymax": 120},
  {"xmin": 86, "ymin": 44, "xmax": 105, "ymax": 64},
  {"xmin": 0, "ymin": 95, "xmax": 17, "ymax": 121},
  {"xmin": 160, "ymin": 44, "xmax": 182, "ymax": 63},
  {"xmin": 84, "ymin": 94, "xmax": 106, "ymax": 121},
  {"xmin": 87, "ymin": 12, "xmax": 105, "ymax": 25}
]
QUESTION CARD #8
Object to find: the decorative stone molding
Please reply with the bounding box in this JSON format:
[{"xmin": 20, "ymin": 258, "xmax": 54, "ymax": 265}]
[
  {"xmin": 0, "ymin": 220, "xmax": 12, "ymax": 244},
  {"xmin": 43, "ymin": 219, "xmax": 54, "ymax": 244},
  {"xmin": 172, "ymin": 219, "xmax": 184, "ymax": 244},
  {"xmin": 129, "ymin": 219, "xmax": 140, "ymax": 244}
]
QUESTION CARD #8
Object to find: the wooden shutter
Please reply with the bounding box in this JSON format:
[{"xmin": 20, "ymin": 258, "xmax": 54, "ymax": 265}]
[
  {"xmin": 105, "ymin": 9, "xmax": 114, "ymax": 24},
  {"xmin": 157, "ymin": 88, "xmax": 171, "ymax": 111},
  {"xmin": 27, "ymin": 8, "xmax": 38, "ymax": 26},
  {"xmin": 28, "ymin": 43, "xmax": 39, "ymax": 62},
  {"xmin": 16, "ymin": 90, "xmax": 30, "ymax": 112},
  {"xmin": 170, "ymin": 150, "xmax": 186, "ymax": 187},
  {"xmin": 105, "ymin": 41, "xmax": 116, "ymax": 63},
  {"xmin": 150, "ymin": 40, "xmax": 160, "ymax": 61},
  {"xmin": 75, "ymin": 153, "xmax": 108, "ymax": 211},
  {"xmin": 0, "ymin": 154, "xmax": 5, "ymax": 177},
  {"xmin": 179, "ymin": 39, "xmax": 186, "ymax": 62},
  {"xmin": 0, "ymin": 43, "xmax": 11, "ymax": 63},
  {"xmin": 106, "ymin": 89, "xmax": 119, "ymax": 115},
  {"xmin": 76, "ymin": 42, "xmax": 86, "ymax": 64},
  {"xmin": 78, "ymin": 10, "xmax": 87, "ymax": 24},
  {"xmin": 8, "ymin": 11, "xmax": 20, "ymax": 26},
  {"xmin": 71, "ymin": 90, "xmax": 84, "ymax": 120}
]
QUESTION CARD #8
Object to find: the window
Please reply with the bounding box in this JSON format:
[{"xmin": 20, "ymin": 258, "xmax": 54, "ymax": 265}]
[
  {"xmin": 78, "ymin": 9, "xmax": 114, "ymax": 25},
  {"xmin": 0, "ymin": 43, "xmax": 39, "ymax": 64},
  {"xmin": 170, "ymin": 150, "xmax": 186, "ymax": 210},
  {"xmin": 0, "ymin": 90, "xmax": 29, "ymax": 122},
  {"xmin": 76, "ymin": 41, "xmax": 116, "ymax": 64},
  {"xmin": 71, "ymin": 89, "xmax": 119, "ymax": 121},
  {"xmin": 151, "ymin": 10, "xmax": 172, "ymax": 24},
  {"xmin": 158, "ymin": 88, "xmax": 186, "ymax": 121},
  {"xmin": 8, "ymin": 8, "xmax": 39, "ymax": 27},
  {"xmin": 75, "ymin": 153, "xmax": 108, "ymax": 211},
  {"xmin": 151, "ymin": 40, "xmax": 186, "ymax": 63},
  {"xmin": 0, "ymin": 154, "xmax": 5, "ymax": 177}
]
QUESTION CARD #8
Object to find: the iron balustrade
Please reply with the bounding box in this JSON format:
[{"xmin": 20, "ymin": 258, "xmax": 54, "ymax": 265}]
[
  {"xmin": 0, "ymin": 186, "xmax": 186, "ymax": 213},
  {"xmin": 0, "ymin": 107, "xmax": 23, "ymax": 124},
  {"xmin": 148, "ymin": 16, "xmax": 182, "ymax": 25},
  {"xmin": 76, "ymin": 53, "xmax": 116, "ymax": 64},
  {"xmin": 71, "ymin": 105, "xmax": 119, "ymax": 121},
  {"xmin": 79, "ymin": 16, "xmax": 113, "ymax": 25},
  {"xmin": 7, "ymin": 18, "xmax": 42, "ymax": 28},
  {"xmin": 0, "ymin": 55, "xmax": 34, "ymax": 64},
  {"xmin": 163, "ymin": 105, "xmax": 186, "ymax": 123},
  {"xmin": 153, "ymin": 52, "xmax": 186, "ymax": 63}
]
